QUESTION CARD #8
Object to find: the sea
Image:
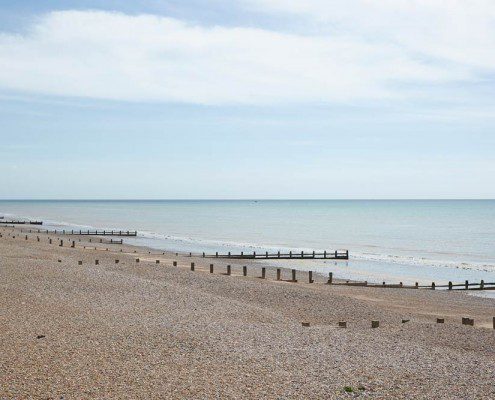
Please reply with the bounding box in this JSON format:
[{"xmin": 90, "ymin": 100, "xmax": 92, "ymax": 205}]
[{"xmin": 1, "ymin": 200, "xmax": 494, "ymax": 291}]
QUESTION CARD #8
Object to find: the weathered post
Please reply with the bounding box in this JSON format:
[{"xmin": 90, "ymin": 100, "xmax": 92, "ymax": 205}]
[
  {"xmin": 437, "ymin": 318, "xmax": 444, "ymax": 324},
  {"xmin": 190, "ymin": 262, "xmax": 195, "ymax": 271},
  {"xmin": 276, "ymin": 268, "xmax": 281, "ymax": 281},
  {"xmin": 115, "ymin": 259, "xmax": 119, "ymax": 264},
  {"xmin": 95, "ymin": 260, "xmax": 99, "ymax": 265},
  {"xmin": 156, "ymin": 260, "xmax": 160, "ymax": 264},
  {"xmin": 309, "ymin": 271, "xmax": 314, "ymax": 283},
  {"xmin": 49, "ymin": 238, "xmax": 52, "ymax": 244},
  {"xmin": 465, "ymin": 280, "xmax": 469, "ymax": 289},
  {"xmin": 289, "ymin": 251, "xmax": 292, "ymax": 258},
  {"xmin": 327, "ymin": 272, "xmax": 333, "ymax": 284},
  {"xmin": 215, "ymin": 252, "xmax": 218, "ymax": 258},
  {"xmin": 291, "ymin": 269, "xmax": 297, "ymax": 282},
  {"xmin": 448, "ymin": 281, "xmax": 452, "ymax": 290},
  {"xmin": 227, "ymin": 265, "xmax": 231, "ymax": 275},
  {"xmin": 78, "ymin": 261, "xmax": 82, "ymax": 266},
  {"xmin": 338, "ymin": 321, "xmax": 347, "ymax": 328},
  {"xmin": 136, "ymin": 258, "xmax": 140, "ymax": 263},
  {"xmin": 480, "ymin": 280, "xmax": 485, "ymax": 290},
  {"xmin": 25, "ymin": 235, "xmax": 28, "ymax": 240},
  {"xmin": 431, "ymin": 282, "xmax": 436, "ymax": 290},
  {"xmin": 210, "ymin": 264, "xmax": 214, "ymax": 273},
  {"xmin": 59, "ymin": 240, "xmax": 63, "ymax": 247},
  {"xmin": 243, "ymin": 266, "xmax": 247, "ymax": 276},
  {"xmin": 323, "ymin": 250, "xmax": 327, "ymax": 259},
  {"xmin": 277, "ymin": 251, "xmax": 280, "ymax": 258},
  {"xmin": 71, "ymin": 241, "xmax": 75, "ymax": 248},
  {"xmin": 371, "ymin": 320, "xmax": 380, "ymax": 328},
  {"xmin": 37, "ymin": 236, "xmax": 40, "ymax": 242},
  {"xmin": 202, "ymin": 252, "xmax": 205, "ymax": 258},
  {"xmin": 261, "ymin": 267, "xmax": 266, "ymax": 279},
  {"xmin": 265, "ymin": 251, "xmax": 268, "ymax": 258},
  {"xmin": 173, "ymin": 261, "xmax": 177, "ymax": 266}
]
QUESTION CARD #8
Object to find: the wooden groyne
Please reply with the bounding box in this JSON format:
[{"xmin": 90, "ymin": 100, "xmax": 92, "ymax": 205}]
[
  {"xmin": 0, "ymin": 220, "xmax": 43, "ymax": 225},
  {"xmin": 202, "ymin": 250, "xmax": 349, "ymax": 260},
  {"xmin": 27, "ymin": 229, "xmax": 137, "ymax": 237}
]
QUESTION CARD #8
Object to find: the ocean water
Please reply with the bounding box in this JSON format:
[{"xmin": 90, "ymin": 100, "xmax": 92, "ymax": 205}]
[{"xmin": 1, "ymin": 200, "xmax": 495, "ymax": 287}]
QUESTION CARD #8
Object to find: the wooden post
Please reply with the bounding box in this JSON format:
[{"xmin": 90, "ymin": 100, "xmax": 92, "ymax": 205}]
[
  {"xmin": 228, "ymin": 251, "xmax": 231, "ymax": 257},
  {"xmin": 202, "ymin": 252, "xmax": 205, "ymax": 258},
  {"xmin": 253, "ymin": 251, "xmax": 256, "ymax": 257},
  {"xmin": 243, "ymin": 266, "xmax": 247, "ymax": 276},
  {"xmin": 399, "ymin": 282, "xmax": 403, "ymax": 287},
  {"xmin": 215, "ymin": 252, "xmax": 218, "ymax": 258},
  {"xmin": 37, "ymin": 236, "xmax": 40, "ymax": 242},
  {"xmin": 25, "ymin": 235, "xmax": 28, "ymax": 240},
  {"xmin": 261, "ymin": 267, "xmax": 266, "ymax": 279},
  {"xmin": 78, "ymin": 261, "xmax": 82, "ymax": 265},
  {"xmin": 323, "ymin": 250, "xmax": 327, "ymax": 259},
  {"xmin": 156, "ymin": 260, "xmax": 160, "ymax": 264},
  {"xmin": 136, "ymin": 258, "xmax": 140, "ymax": 263},
  {"xmin": 338, "ymin": 321, "xmax": 346, "ymax": 328},
  {"xmin": 301, "ymin": 251, "xmax": 304, "ymax": 258},
  {"xmin": 327, "ymin": 272, "xmax": 333, "ymax": 284},
  {"xmin": 277, "ymin": 251, "xmax": 280, "ymax": 258},
  {"xmin": 71, "ymin": 241, "xmax": 75, "ymax": 248},
  {"xmin": 437, "ymin": 318, "xmax": 444, "ymax": 323},
  {"xmin": 276, "ymin": 268, "xmax": 281, "ymax": 281},
  {"xmin": 312, "ymin": 251, "xmax": 315, "ymax": 258},
  {"xmin": 115, "ymin": 260, "xmax": 119, "ymax": 264},
  {"xmin": 291, "ymin": 269, "xmax": 297, "ymax": 282},
  {"xmin": 493, "ymin": 316, "xmax": 495, "ymax": 330},
  {"xmin": 465, "ymin": 280, "xmax": 469, "ymax": 289},
  {"xmin": 335, "ymin": 250, "xmax": 338, "ymax": 258},
  {"xmin": 190, "ymin": 262, "xmax": 195, "ymax": 271},
  {"xmin": 95, "ymin": 260, "xmax": 99, "ymax": 265},
  {"xmin": 431, "ymin": 282, "xmax": 435, "ymax": 290},
  {"xmin": 59, "ymin": 240, "xmax": 63, "ymax": 247},
  {"xmin": 210, "ymin": 264, "xmax": 214, "ymax": 273},
  {"xmin": 173, "ymin": 261, "xmax": 177, "ymax": 266},
  {"xmin": 289, "ymin": 251, "xmax": 292, "ymax": 258},
  {"xmin": 448, "ymin": 281, "xmax": 452, "ymax": 290},
  {"xmin": 302, "ymin": 322, "xmax": 310, "ymax": 327},
  {"xmin": 480, "ymin": 280, "xmax": 485, "ymax": 290},
  {"xmin": 189, "ymin": 252, "xmax": 192, "ymax": 257},
  {"xmin": 371, "ymin": 320, "xmax": 379, "ymax": 328},
  {"xmin": 49, "ymin": 238, "xmax": 52, "ymax": 244},
  {"xmin": 227, "ymin": 265, "xmax": 231, "ymax": 275},
  {"xmin": 309, "ymin": 271, "xmax": 314, "ymax": 283},
  {"xmin": 265, "ymin": 251, "xmax": 268, "ymax": 258}
]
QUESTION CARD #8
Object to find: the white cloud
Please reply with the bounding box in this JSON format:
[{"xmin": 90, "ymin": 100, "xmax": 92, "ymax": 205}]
[
  {"xmin": 245, "ymin": 0, "xmax": 495, "ymax": 70},
  {"xmin": 0, "ymin": 8, "xmax": 486, "ymax": 104}
]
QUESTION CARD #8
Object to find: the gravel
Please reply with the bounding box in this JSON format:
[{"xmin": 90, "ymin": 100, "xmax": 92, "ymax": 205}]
[{"xmin": 1, "ymin": 226, "xmax": 495, "ymax": 399}]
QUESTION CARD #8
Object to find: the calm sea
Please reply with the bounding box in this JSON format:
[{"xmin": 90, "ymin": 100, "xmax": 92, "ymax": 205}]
[{"xmin": 1, "ymin": 200, "xmax": 494, "ymax": 287}]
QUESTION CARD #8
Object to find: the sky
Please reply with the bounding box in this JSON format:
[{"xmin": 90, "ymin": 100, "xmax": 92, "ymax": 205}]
[{"xmin": 1, "ymin": 0, "xmax": 494, "ymax": 199}]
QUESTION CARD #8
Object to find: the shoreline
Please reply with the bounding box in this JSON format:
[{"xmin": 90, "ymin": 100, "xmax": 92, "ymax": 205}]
[{"xmin": 2, "ymin": 224, "xmax": 495, "ymax": 398}]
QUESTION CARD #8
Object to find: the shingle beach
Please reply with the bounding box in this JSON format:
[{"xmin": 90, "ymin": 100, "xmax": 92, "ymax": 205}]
[{"xmin": 1, "ymin": 226, "xmax": 494, "ymax": 399}]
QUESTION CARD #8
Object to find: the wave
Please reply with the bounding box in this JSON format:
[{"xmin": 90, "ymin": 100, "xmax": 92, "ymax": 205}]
[{"xmin": 4, "ymin": 211, "xmax": 495, "ymax": 273}]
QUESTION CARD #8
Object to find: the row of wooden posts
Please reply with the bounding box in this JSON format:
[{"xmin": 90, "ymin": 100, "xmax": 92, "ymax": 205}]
[
  {"xmin": 4, "ymin": 230, "xmax": 494, "ymax": 292},
  {"xmin": 19, "ymin": 228, "xmax": 137, "ymax": 237},
  {"xmin": 68, "ymin": 257, "xmax": 495, "ymax": 330}
]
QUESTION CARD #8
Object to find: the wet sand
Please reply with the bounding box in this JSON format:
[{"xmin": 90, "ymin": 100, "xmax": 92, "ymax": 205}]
[{"xmin": 1, "ymin": 226, "xmax": 494, "ymax": 399}]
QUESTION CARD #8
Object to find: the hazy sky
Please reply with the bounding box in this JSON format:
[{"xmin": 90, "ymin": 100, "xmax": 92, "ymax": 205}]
[{"xmin": 1, "ymin": 0, "xmax": 494, "ymax": 199}]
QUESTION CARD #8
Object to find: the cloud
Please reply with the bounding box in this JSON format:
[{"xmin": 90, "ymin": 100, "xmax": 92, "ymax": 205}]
[
  {"xmin": 0, "ymin": 8, "xmax": 486, "ymax": 105},
  {"xmin": 244, "ymin": 0, "xmax": 495, "ymax": 70}
]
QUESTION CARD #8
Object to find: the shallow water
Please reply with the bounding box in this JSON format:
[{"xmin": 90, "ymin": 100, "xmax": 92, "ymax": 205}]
[{"xmin": 2, "ymin": 199, "xmax": 495, "ymax": 290}]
